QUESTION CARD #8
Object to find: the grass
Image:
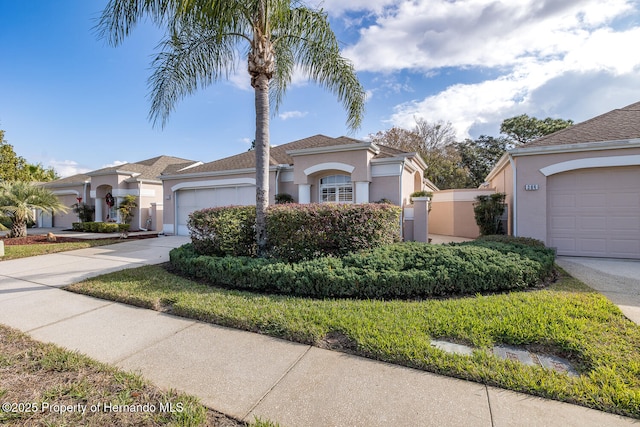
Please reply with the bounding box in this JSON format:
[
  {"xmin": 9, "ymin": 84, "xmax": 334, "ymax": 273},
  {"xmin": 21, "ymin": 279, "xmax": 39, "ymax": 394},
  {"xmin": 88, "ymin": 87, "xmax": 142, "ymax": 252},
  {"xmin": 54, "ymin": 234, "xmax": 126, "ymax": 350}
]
[
  {"xmin": 66, "ymin": 264, "xmax": 640, "ymax": 419},
  {"xmin": 0, "ymin": 239, "xmax": 122, "ymax": 260},
  {"xmin": 0, "ymin": 324, "xmax": 281, "ymax": 426}
]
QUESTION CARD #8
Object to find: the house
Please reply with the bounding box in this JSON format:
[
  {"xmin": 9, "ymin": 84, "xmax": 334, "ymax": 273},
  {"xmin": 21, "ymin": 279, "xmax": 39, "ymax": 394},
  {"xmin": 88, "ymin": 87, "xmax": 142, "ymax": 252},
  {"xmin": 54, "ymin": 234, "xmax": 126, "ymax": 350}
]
[
  {"xmin": 42, "ymin": 156, "xmax": 201, "ymax": 230},
  {"xmin": 485, "ymin": 101, "xmax": 640, "ymax": 259},
  {"xmin": 159, "ymin": 134, "xmax": 428, "ymax": 236}
]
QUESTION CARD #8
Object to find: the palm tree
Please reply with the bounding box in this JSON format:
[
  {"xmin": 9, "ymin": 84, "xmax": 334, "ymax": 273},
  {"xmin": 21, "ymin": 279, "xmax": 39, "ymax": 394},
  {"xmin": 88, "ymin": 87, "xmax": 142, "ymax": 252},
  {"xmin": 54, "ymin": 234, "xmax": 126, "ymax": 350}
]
[
  {"xmin": 0, "ymin": 181, "xmax": 68, "ymax": 238},
  {"xmin": 97, "ymin": 0, "xmax": 366, "ymax": 255}
]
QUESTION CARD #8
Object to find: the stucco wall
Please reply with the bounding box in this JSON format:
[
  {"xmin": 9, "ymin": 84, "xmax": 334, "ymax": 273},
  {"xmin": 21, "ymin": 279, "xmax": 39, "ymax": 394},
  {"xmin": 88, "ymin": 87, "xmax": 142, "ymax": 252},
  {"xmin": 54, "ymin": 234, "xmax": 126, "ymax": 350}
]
[
  {"xmin": 429, "ymin": 189, "xmax": 495, "ymax": 238},
  {"xmin": 495, "ymin": 146, "xmax": 640, "ymax": 244}
]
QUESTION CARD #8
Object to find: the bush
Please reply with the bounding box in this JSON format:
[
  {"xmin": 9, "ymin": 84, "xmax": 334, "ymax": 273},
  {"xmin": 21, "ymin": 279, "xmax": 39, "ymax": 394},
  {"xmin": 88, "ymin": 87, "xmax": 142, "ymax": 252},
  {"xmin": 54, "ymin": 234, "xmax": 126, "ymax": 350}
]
[
  {"xmin": 187, "ymin": 206, "xmax": 256, "ymax": 257},
  {"xmin": 170, "ymin": 240, "xmax": 556, "ymax": 300},
  {"xmin": 265, "ymin": 203, "xmax": 401, "ymax": 262},
  {"xmin": 274, "ymin": 193, "xmax": 294, "ymax": 204},
  {"xmin": 70, "ymin": 222, "xmax": 129, "ymax": 233},
  {"xmin": 474, "ymin": 193, "xmax": 506, "ymax": 235},
  {"xmin": 475, "ymin": 234, "xmax": 547, "ymax": 248},
  {"xmin": 187, "ymin": 203, "xmax": 401, "ymax": 262}
]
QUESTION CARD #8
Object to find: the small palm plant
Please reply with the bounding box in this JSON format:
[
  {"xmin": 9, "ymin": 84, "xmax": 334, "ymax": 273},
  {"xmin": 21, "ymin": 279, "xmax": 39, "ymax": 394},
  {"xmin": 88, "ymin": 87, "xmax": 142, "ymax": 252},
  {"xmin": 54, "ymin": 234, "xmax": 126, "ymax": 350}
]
[
  {"xmin": 117, "ymin": 195, "xmax": 138, "ymax": 225},
  {"xmin": 0, "ymin": 181, "xmax": 68, "ymax": 238}
]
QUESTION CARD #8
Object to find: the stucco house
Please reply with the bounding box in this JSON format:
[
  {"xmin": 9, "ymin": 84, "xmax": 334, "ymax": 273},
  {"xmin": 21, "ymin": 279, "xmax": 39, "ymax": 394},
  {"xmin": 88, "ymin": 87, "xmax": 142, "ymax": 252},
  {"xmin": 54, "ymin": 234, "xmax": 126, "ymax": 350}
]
[
  {"xmin": 42, "ymin": 156, "xmax": 200, "ymax": 230},
  {"xmin": 486, "ymin": 101, "xmax": 640, "ymax": 259},
  {"xmin": 159, "ymin": 134, "xmax": 428, "ymax": 236}
]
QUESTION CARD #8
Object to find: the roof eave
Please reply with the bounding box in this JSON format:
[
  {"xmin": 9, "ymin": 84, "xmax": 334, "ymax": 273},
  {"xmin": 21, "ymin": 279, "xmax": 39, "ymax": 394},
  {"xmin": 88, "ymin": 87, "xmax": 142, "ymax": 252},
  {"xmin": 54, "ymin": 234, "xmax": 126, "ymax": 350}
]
[{"xmin": 509, "ymin": 138, "xmax": 640, "ymax": 157}]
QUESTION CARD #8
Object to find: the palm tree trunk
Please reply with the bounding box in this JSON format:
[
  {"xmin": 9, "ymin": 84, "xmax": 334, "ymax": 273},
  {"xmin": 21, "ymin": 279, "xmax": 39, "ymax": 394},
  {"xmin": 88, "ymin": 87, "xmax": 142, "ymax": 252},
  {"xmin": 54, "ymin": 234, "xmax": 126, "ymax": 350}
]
[
  {"xmin": 254, "ymin": 73, "xmax": 270, "ymax": 256},
  {"xmin": 10, "ymin": 219, "xmax": 27, "ymax": 238}
]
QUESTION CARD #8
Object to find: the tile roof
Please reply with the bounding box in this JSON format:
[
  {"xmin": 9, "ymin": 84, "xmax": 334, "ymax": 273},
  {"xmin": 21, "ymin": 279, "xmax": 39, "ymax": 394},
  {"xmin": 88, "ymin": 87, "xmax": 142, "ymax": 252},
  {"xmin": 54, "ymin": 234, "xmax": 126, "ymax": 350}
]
[
  {"xmin": 165, "ymin": 135, "xmax": 374, "ymax": 175},
  {"xmin": 43, "ymin": 173, "xmax": 91, "ymax": 187},
  {"xmin": 88, "ymin": 155, "xmax": 198, "ymax": 180},
  {"xmin": 525, "ymin": 101, "xmax": 640, "ymax": 148}
]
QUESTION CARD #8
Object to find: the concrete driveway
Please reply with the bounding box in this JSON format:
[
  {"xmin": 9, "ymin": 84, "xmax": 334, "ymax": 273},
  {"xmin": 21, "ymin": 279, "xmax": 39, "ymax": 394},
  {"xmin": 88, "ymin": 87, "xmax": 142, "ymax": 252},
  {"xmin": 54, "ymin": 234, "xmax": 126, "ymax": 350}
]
[{"xmin": 556, "ymin": 256, "xmax": 640, "ymax": 324}]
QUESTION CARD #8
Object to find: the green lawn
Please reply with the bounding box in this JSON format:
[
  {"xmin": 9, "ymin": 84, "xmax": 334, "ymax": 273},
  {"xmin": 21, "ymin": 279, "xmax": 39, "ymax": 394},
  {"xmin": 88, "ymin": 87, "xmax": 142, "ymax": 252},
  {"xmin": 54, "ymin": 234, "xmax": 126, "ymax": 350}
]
[
  {"xmin": 66, "ymin": 264, "xmax": 640, "ymax": 419},
  {"xmin": 1, "ymin": 239, "xmax": 122, "ymax": 260}
]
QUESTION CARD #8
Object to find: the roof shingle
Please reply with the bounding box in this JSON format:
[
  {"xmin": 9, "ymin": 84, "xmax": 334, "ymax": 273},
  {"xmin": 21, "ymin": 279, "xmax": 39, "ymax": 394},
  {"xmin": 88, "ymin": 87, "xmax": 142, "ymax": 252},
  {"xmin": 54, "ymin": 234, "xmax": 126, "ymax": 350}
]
[{"xmin": 525, "ymin": 101, "xmax": 640, "ymax": 147}]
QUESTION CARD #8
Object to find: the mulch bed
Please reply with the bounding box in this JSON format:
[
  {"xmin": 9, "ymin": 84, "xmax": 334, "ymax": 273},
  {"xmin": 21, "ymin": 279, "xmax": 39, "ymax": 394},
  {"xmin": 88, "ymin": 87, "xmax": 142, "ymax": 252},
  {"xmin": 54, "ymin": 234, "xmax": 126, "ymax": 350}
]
[{"xmin": 1, "ymin": 234, "xmax": 159, "ymax": 246}]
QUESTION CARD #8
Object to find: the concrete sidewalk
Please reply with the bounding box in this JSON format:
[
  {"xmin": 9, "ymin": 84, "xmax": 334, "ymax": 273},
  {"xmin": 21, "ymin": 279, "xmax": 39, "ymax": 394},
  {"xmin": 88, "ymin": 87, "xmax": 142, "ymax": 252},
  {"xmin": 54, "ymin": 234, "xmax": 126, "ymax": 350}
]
[{"xmin": 0, "ymin": 238, "xmax": 636, "ymax": 426}]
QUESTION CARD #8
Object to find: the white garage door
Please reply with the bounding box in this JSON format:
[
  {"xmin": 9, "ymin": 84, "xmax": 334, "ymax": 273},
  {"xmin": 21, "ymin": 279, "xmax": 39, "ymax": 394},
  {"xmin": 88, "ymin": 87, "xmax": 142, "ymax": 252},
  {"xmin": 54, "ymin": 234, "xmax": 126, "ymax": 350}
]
[
  {"xmin": 547, "ymin": 166, "xmax": 640, "ymax": 258},
  {"xmin": 176, "ymin": 186, "xmax": 255, "ymax": 235}
]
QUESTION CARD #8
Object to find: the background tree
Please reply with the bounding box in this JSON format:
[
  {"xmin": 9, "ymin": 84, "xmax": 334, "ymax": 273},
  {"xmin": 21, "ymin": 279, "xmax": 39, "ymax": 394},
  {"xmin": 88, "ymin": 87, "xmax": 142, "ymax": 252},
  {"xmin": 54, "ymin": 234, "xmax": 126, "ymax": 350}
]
[
  {"xmin": 370, "ymin": 119, "xmax": 467, "ymax": 189},
  {"xmin": 0, "ymin": 181, "xmax": 68, "ymax": 238},
  {"xmin": 0, "ymin": 130, "xmax": 58, "ymax": 182},
  {"xmin": 98, "ymin": 0, "xmax": 365, "ymax": 255},
  {"xmin": 455, "ymin": 136, "xmax": 509, "ymax": 187},
  {"xmin": 500, "ymin": 114, "xmax": 573, "ymax": 144},
  {"xmin": 0, "ymin": 130, "xmax": 27, "ymax": 182}
]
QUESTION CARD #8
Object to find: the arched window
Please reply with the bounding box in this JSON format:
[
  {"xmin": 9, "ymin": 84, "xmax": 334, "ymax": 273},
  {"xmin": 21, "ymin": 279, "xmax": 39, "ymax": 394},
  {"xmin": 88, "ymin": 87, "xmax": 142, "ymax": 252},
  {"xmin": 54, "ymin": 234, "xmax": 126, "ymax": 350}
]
[{"xmin": 320, "ymin": 175, "xmax": 353, "ymax": 203}]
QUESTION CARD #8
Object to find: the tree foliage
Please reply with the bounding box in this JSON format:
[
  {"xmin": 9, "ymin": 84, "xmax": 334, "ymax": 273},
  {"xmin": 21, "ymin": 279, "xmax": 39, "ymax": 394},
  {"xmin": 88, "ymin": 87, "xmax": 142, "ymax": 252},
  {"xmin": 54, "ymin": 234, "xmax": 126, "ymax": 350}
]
[
  {"xmin": 0, "ymin": 130, "xmax": 58, "ymax": 182},
  {"xmin": 97, "ymin": 0, "xmax": 365, "ymax": 255},
  {"xmin": 455, "ymin": 136, "xmax": 510, "ymax": 187},
  {"xmin": 500, "ymin": 114, "xmax": 573, "ymax": 144},
  {"xmin": 0, "ymin": 181, "xmax": 68, "ymax": 238}
]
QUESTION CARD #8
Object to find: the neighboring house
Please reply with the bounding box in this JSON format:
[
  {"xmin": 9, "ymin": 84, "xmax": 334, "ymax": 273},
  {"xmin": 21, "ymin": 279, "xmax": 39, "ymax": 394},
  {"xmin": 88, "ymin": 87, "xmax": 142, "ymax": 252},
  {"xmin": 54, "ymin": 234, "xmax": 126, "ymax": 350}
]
[
  {"xmin": 43, "ymin": 156, "xmax": 201, "ymax": 230},
  {"xmin": 486, "ymin": 101, "xmax": 640, "ymax": 259},
  {"xmin": 159, "ymin": 134, "xmax": 428, "ymax": 236}
]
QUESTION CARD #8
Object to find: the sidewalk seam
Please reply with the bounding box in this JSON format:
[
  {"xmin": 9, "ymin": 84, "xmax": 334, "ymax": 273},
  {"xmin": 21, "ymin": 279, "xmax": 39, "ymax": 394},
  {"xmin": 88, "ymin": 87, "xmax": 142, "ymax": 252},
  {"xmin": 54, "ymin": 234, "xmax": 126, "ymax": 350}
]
[
  {"xmin": 241, "ymin": 344, "xmax": 313, "ymax": 421},
  {"xmin": 485, "ymin": 385, "xmax": 495, "ymax": 427},
  {"xmin": 26, "ymin": 299, "xmax": 116, "ymax": 333},
  {"xmin": 112, "ymin": 321, "xmax": 198, "ymax": 365}
]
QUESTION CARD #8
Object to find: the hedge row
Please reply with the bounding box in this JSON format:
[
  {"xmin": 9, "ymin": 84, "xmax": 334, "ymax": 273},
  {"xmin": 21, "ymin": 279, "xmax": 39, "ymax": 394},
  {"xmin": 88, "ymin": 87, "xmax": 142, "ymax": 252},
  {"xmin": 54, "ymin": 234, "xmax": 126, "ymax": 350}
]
[
  {"xmin": 169, "ymin": 240, "xmax": 556, "ymax": 300},
  {"xmin": 265, "ymin": 203, "xmax": 401, "ymax": 262},
  {"xmin": 187, "ymin": 203, "xmax": 402, "ymax": 262},
  {"xmin": 71, "ymin": 222, "xmax": 130, "ymax": 233}
]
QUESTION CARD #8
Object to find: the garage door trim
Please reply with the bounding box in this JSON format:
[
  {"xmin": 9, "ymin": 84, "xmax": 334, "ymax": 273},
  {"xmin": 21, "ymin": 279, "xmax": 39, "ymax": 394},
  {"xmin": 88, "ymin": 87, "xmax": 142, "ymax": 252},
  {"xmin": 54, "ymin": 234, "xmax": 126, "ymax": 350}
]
[{"xmin": 540, "ymin": 155, "xmax": 640, "ymax": 177}]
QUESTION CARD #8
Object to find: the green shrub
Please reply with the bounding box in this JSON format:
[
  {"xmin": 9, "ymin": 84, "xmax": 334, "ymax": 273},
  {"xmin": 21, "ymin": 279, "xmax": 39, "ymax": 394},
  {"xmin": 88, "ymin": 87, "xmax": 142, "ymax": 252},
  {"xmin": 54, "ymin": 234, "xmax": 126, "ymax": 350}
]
[
  {"xmin": 475, "ymin": 234, "xmax": 546, "ymax": 248},
  {"xmin": 274, "ymin": 193, "xmax": 294, "ymax": 204},
  {"xmin": 71, "ymin": 222, "xmax": 82, "ymax": 231},
  {"xmin": 170, "ymin": 240, "xmax": 556, "ymax": 300},
  {"xmin": 265, "ymin": 203, "xmax": 401, "ymax": 262},
  {"xmin": 187, "ymin": 206, "xmax": 256, "ymax": 257},
  {"xmin": 100, "ymin": 223, "xmax": 119, "ymax": 233},
  {"xmin": 118, "ymin": 224, "xmax": 130, "ymax": 232},
  {"xmin": 187, "ymin": 203, "xmax": 401, "ymax": 262},
  {"xmin": 474, "ymin": 193, "xmax": 506, "ymax": 235}
]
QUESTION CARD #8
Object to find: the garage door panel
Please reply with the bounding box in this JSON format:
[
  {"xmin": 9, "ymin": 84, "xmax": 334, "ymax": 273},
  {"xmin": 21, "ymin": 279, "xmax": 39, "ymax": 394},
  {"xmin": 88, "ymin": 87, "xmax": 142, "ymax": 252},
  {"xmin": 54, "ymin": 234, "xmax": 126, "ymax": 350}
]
[
  {"xmin": 175, "ymin": 185, "xmax": 255, "ymax": 236},
  {"xmin": 547, "ymin": 166, "xmax": 640, "ymax": 259},
  {"xmin": 579, "ymin": 216, "xmax": 606, "ymax": 231}
]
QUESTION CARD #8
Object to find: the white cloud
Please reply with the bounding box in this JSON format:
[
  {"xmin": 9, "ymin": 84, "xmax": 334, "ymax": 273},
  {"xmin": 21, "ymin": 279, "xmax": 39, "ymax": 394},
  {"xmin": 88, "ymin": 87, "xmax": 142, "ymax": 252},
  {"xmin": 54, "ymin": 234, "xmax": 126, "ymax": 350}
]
[
  {"xmin": 47, "ymin": 160, "xmax": 92, "ymax": 178},
  {"xmin": 346, "ymin": 0, "xmax": 640, "ymax": 139},
  {"xmin": 279, "ymin": 110, "xmax": 309, "ymax": 120},
  {"xmin": 101, "ymin": 160, "xmax": 128, "ymax": 168}
]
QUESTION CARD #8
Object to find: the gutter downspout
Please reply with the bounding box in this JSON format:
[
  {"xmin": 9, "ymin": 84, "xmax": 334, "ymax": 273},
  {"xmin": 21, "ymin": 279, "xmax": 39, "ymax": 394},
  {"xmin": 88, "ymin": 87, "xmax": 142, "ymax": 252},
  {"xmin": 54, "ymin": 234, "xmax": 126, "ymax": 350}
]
[
  {"xmin": 399, "ymin": 159, "xmax": 406, "ymax": 240},
  {"xmin": 509, "ymin": 154, "xmax": 517, "ymax": 236},
  {"xmin": 138, "ymin": 181, "xmax": 147, "ymax": 231}
]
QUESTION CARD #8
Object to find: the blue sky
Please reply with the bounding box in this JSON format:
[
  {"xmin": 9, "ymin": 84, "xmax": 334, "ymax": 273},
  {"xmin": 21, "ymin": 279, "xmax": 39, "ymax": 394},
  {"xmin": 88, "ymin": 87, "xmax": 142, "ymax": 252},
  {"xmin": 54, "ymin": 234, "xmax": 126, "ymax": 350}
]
[{"xmin": 2, "ymin": 0, "xmax": 640, "ymax": 177}]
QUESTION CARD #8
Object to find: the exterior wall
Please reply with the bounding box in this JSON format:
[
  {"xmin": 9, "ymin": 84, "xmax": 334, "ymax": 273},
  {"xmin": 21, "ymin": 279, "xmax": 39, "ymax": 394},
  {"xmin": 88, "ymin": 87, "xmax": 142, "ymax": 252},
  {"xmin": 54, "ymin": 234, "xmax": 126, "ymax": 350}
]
[
  {"xmin": 429, "ymin": 189, "xmax": 495, "ymax": 238},
  {"xmin": 370, "ymin": 176, "xmax": 400, "ymax": 204},
  {"xmin": 500, "ymin": 146, "xmax": 640, "ymax": 244},
  {"xmin": 292, "ymin": 150, "xmax": 371, "ymax": 185}
]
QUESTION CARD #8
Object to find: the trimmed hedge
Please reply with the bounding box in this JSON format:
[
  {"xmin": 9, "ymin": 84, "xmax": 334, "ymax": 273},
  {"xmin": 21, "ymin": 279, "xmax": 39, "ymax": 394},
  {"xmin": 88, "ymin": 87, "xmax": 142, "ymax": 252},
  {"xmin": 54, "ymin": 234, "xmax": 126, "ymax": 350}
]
[
  {"xmin": 71, "ymin": 222, "xmax": 130, "ymax": 233},
  {"xmin": 187, "ymin": 203, "xmax": 402, "ymax": 262},
  {"xmin": 169, "ymin": 240, "xmax": 556, "ymax": 300},
  {"xmin": 187, "ymin": 206, "xmax": 256, "ymax": 257},
  {"xmin": 265, "ymin": 203, "xmax": 401, "ymax": 262}
]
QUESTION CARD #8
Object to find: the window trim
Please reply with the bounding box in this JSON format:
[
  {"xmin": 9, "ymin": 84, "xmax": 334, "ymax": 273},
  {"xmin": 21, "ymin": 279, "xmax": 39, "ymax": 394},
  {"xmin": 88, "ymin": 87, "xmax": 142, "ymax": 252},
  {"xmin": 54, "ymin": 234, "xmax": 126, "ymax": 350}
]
[{"xmin": 319, "ymin": 174, "xmax": 353, "ymax": 203}]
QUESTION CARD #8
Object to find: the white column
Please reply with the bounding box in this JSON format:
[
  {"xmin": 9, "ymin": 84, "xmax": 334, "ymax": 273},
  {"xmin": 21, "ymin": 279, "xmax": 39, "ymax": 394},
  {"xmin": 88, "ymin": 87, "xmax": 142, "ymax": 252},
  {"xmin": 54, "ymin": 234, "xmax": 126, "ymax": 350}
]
[
  {"xmin": 355, "ymin": 181, "xmax": 370, "ymax": 203},
  {"xmin": 298, "ymin": 184, "xmax": 311, "ymax": 204},
  {"xmin": 95, "ymin": 198, "xmax": 103, "ymax": 222}
]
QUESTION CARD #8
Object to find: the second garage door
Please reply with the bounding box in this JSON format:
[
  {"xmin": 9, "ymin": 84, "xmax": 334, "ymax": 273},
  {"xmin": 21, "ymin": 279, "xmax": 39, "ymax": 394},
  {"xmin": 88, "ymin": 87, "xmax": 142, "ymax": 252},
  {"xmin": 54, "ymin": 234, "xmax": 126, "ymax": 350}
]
[
  {"xmin": 176, "ymin": 185, "xmax": 255, "ymax": 235},
  {"xmin": 547, "ymin": 166, "xmax": 640, "ymax": 258}
]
